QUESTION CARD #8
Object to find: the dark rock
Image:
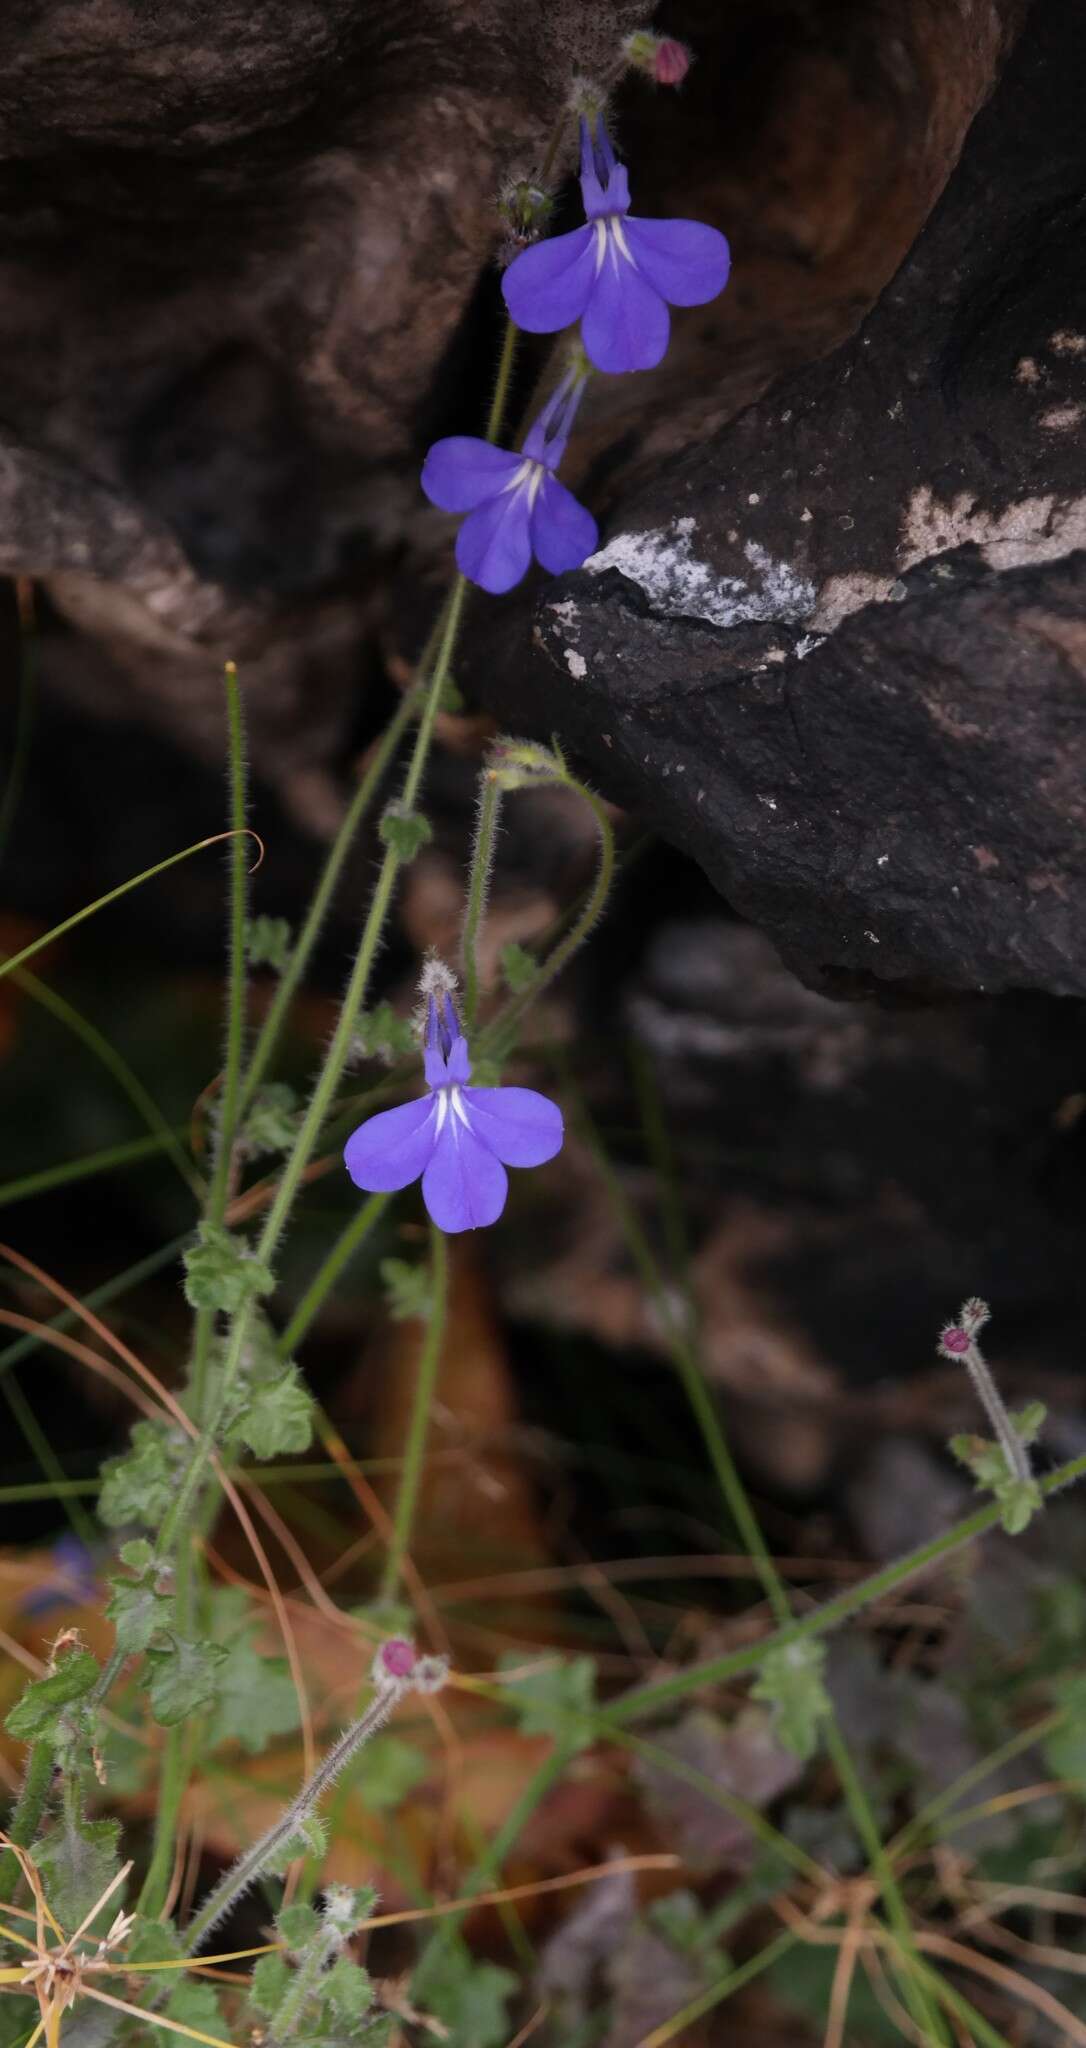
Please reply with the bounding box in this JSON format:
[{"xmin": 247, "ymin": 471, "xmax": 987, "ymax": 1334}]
[{"xmin": 463, "ymin": 0, "xmax": 1086, "ymax": 997}]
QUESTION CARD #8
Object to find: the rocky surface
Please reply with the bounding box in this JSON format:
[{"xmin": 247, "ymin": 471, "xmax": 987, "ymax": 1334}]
[
  {"xmin": 463, "ymin": 0, "xmax": 1086, "ymax": 997},
  {"xmin": 0, "ymin": 0, "xmax": 1031, "ymax": 834}
]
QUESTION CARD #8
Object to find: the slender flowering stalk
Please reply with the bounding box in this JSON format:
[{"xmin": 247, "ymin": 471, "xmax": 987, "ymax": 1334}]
[
  {"xmin": 183, "ymin": 1642, "xmax": 444, "ymax": 1951},
  {"xmin": 503, "ymin": 115, "xmax": 730, "ymax": 373},
  {"xmin": 422, "ymin": 366, "xmax": 597, "ymax": 594},
  {"xmin": 940, "ymin": 1297, "xmax": 1035, "ymax": 1489},
  {"xmin": 344, "ymin": 979, "xmax": 563, "ymax": 1233}
]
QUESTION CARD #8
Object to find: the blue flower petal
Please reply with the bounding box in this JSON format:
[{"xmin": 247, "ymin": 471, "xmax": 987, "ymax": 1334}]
[
  {"xmin": 344, "ymin": 1095, "xmax": 438, "ymax": 1192},
  {"xmin": 622, "ymin": 217, "xmax": 731, "ymax": 308},
  {"xmin": 446, "ymin": 1034, "xmax": 472, "ymax": 1083},
  {"xmin": 582, "ymin": 247, "xmax": 670, "ymax": 373},
  {"xmin": 422, "ymin": 1113, "xmax": 508, "ymax": 1232},
  {"xmin": 502, "ymin": 224, "xmax": 597, "ymax": 335},
  {"xmin": 455, "ymin": 484, "xmax": 533, "ymax": 594},
  {"xmin": 421, "ymin": 437, "xmax": 523, "ymax": 513},
  {"xmin": 462, "ymin": 1086, "xmax": 564, "ymax": 1168},
  {"xmin": 530, "ymin": 474, "xmax": 598, "ymax": 576}
]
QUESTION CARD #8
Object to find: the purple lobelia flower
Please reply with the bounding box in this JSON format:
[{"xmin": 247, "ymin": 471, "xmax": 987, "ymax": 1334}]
[
  {"xmin": 502, "ymin": 117, "xmax": 731, "ymax": 374},
  {"xmin": 421, "ymin": 368, "xmax": 597, "ymax": 595},
  {"xmin": 344, "ymin": 991, "xmax": 563, "ymax": 1233}
]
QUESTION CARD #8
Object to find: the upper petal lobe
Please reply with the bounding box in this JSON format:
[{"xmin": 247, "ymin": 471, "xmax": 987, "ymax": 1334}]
[
  {"xmin": 422, "ymin": 1115, "xmax": 508, "ymax": 1232},
  {"xmin": 462, "ymin": 1086, "xmax": 564, "ymax": 1168},
  {"xmin": 530, "ymin": 476, "xmax": 598, "ymax": 576},
  {"xmin": 421, "ymin": 438, "xmax": 523, "ymax": 513},
  {"xmin": 455, "ymin": 486, "xmax": 533, "ymax": 594},
  {"xmin": 344, "ymin": 1095, "xmax": 438, "ymax": 1192},
  {"xmin": 502, "ymin": 225, "xmax": 596, "ymax": 334},
  {"xmin": 622, "ymin": 217, "xmax": 731, "ymax": 308},
  {"xmin": 581, "ymin": 246, "xmax": 670, "ymax": 373}
]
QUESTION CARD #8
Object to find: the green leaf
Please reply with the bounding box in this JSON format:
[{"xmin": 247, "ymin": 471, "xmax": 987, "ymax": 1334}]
[
  {"xmin": 106, "ymin": 1572, "xmax": 175, "ymax": 1656},
  {"xmin": 413, "ymin": 1945, "xmax": 517, "ymax": 2048},
  {"xmin": 348, "ymin": 1733, "xmax": 428, "ymax": 1813},
  {"xmin": 750, "ymin": 1640, "xmax": 831, "ymax": 1762},
  {"xmin": 949, "ymin": 1414, "xmax": 1044, "ymax": 1535},
  {"xmin": 127, "ymin": 1917, "xmax": 183, "ymax": 1966},
  {"xmin": 247, "ymin": 915, "xmax": 293, "ymax": 972},
  {"xmin": 233, "ymin": 1364, "xmax": 314, "ymax": 1461},
  {"xmin": 203, "ymin": 1613, "xmax": 300, "ymax": 1756},
  {"xmin": 265, "ymin": 1813, "xmax": 326, "ymax": 1875},
  {"xmin": 119, "ymin": 1538, "xmax": 155, "ymax": 1572},
  {"xmin": 153, "ymin": 1976, "xmax": 224, "ymax": 2048},
  {"xmin": 146, "ymin": 1635, "xmax": 228, "ymax": 1726},
  {"xmin": 379, "ymin": 1257, "xmax": 432, "ymax": 1323},
  {"xmin": 499, "ymin": 941, "xmax": 537, "ymax": 993},
  {"xmin": 353, "ymin": 1002, "xmax": 417, "ymax": 1063},
  {"xmin": 99, "ymin": 1420, "xmax": 184, "ymax": 1530},
  {"xmin": 241, "ymin": 1083, "xmax": 299, "ymax": 1158},
  {"xmin": 499, "ymin": 1653, "xmax": 597, "ymax": 1753},
  {"xmin": 182, "ymin": 1222, "xmax": 275, "ymax": 1314},
  {"xmin": 378, "ymin": 806, "xmax": 432, "ymax": 861},
  {"xmin": 278, "ymin": 1902, "xmax": 321, "ymax": 1951},
  {"xmin": 5, "ymin": 1649, "xmax": 99, "ymax": 1740},
  {"xmin": 250, "ymin": 1954, "xmax": 291, "ymax": 2016},
  {"xmin": 33, "ymin": 1817, "xmax": 121, "ymax": 1931},
  {"xmin": 322, "ymin": 1957, "xmax": 373, "ymax": 2023},
  {"xmin": 0, "ymin": 1997, "xmax": 37, "ymax": 2048}
]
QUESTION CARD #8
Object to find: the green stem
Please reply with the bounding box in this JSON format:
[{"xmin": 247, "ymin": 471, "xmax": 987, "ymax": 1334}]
[
  {"xmin": 183, "ymin": 1676, "xmax": 410, "ymax": 1952},
  {"xmin": 605, "ymin": 1450, "xmax": 1086, "ymax": 1726},
  {"xmin": 155, "ymin": 581, "xmax": 469, "ymax": 1568},
  {"xmin": 189, "ymin": 665, "xmax": 250, "ymax": 1422},
  {"xmin": 485, "ymin": 320, "xmax": 518, "ymax": 442},
  {"xmin": 1, "ymin": 1369, "xmax": 97, "ymax": 1547},
  {"xmin": 0, "ymin": 1235, "xmax": 188, "ymax": 1386},
  {"xmin": 137, "ymin": 1544, "xmax": 199, "ymax": 1919},
  {"xmin": 638, "ymin": 1931, "xmax": 797, "ymax": 2048},
  {"xmin": 460, "ymin": 770, "xmax": 502, "ymax": 1034},
  {"xmin": 478, "ymin": 777, "xmax": 614, "ymax": 1062},
  {"xmin": 588, "ymin": 1102, "xmax": 947, "ymax": 2040},
  {"xmin": 11, "ymin": 963, "xmax": 202, "ymax": 1197},
  {"xmin": 276, "ymin": 1194, "xmax": 391, "ymax": 1358},
  {"xmin": 0, "ymin": 1742, "xmax": 53, "ymax": 1904},
  {"xmin": 240, "ymin": 685, "xmax": 420, "ymax": 1114},
  {"xmin": 379, "ymin": 1224, "xmax": 448, "ymax": 1604},
  {"xmin": 824, "ymin": 1716, "xmax": 945, "ymax": 2045},
  {"xmin": 0, "ymin": 832, "xmax": 253, "ymax": 985},
  {"xmin": 888, "ymin": 1706, "xmax": 1061, "ymax": 1865},
  {"xmin": 0, "ymin": 1128, "xmax": 189, "ymax": 1209}
]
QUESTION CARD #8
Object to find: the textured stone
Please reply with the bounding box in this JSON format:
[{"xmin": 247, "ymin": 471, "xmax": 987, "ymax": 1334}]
[{"xmin": 463, "ymin": 0, "xmax": 1086, "ymax": 997}]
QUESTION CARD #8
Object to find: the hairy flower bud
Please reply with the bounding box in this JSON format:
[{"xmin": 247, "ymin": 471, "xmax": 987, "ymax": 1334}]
[{"xmin": 623, "ymin": 30, "xmax": 693, "ymax": 86}]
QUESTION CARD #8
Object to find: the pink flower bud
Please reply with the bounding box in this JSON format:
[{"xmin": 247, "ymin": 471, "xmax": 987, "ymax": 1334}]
[
  {"xmin": 939, "ymin": 1323, "xmax": 971, "ymax": 1358},
  {"xmin": 623, "ymin": 30, "xmax": 693, "ymax": 88},
  {"xmin": 654, "ymin": 38, "xmax": 692, "ymax": 86},
  {"xmin": 378, "ymin": 1637, "xmax": 416, "ymax": 1680}
]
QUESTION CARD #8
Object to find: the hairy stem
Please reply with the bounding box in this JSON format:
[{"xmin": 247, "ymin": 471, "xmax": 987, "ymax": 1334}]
[
  {"xmin": 276, "ymin": 1193, "xmax": 391, "ymax": 1359},
  {"xmin": 962, "ymin": 1337, "xmax": 1035, "ymax": 1487},
  {"xmin": 478, "ymin": 776, "xmax": 614, "ymax": 1063},
  {"xmin": 460, "ymin": 770, "xmax": 502, "ymax": 1035},
  {"xmin": 378, "ymin": 1223, "xmax": 448, "ymax": 1604},
  {"xmin": 605, "ymin": 1448, "xmax": 1086, "ymax": 1726},
  {"xmin": 190, "ymin": 665, "xmax": 251, "ymax": 1421},
  {"xmin": 240, "ymin": 683, "xmax": 420, "ymax": 1114},
  {"xmin": 184, "ymin": 1676, "xmax": 410, "ymax": 1952},
  {"xmin": 0, "ymin": 1743, "xmax": 53, "ymax": 1904}
]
